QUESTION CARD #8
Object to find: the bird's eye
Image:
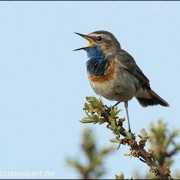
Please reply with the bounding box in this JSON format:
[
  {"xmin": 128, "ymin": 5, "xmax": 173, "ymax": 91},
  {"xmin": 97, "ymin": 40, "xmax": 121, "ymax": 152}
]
[{"xmin": 96, "ymin": 36, "xmax": 102, "ymax": 41}]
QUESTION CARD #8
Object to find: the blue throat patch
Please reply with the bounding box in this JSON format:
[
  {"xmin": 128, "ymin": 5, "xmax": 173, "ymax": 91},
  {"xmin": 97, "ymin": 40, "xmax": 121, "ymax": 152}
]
[{"xmin": 85, "ymin": 45, "xmax": 109, "ymax": 76}]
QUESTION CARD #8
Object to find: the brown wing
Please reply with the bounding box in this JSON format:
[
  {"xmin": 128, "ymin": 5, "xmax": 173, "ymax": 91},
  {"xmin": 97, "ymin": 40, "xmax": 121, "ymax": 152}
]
[{"xmin": 117, "ymin": 49, "xmax": 150, "ymax": 88}]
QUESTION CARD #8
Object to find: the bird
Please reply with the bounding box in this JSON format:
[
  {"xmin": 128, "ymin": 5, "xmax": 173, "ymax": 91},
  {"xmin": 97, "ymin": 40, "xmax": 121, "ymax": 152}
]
[{"xmin": 74, "ymin": 30, "xmax": 169, "ymax": 132}]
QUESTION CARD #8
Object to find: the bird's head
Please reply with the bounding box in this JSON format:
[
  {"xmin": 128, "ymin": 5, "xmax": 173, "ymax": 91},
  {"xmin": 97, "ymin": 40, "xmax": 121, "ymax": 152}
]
[{"xmin": 74, "ymin": 30, "xmax": 121, "ymax": 58}]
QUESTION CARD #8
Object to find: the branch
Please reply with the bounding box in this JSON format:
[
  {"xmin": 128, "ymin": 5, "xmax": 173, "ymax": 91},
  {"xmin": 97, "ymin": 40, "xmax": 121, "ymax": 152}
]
[{"xmin": 80, "ymin": 96, "xmax": 174, "ymax": 179}]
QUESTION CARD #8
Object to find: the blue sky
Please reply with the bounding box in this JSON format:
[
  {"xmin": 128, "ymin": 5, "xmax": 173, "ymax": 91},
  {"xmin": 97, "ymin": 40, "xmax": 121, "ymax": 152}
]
[{"xmin": 0, "ymin": 1, "xmax": 180, "ymax": 179}]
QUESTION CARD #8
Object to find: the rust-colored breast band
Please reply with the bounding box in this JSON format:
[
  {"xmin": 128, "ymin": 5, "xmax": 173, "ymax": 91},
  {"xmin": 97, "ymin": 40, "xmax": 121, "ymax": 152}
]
[{"xmin": 88, "ymin": 62, "xmax": 116, "ymax": 83}]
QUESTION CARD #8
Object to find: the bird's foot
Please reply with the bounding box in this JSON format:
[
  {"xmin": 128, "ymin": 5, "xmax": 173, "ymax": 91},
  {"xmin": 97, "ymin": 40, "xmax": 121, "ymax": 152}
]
[{"xmin": 112, "ymin": 102, "xmax": 120, "ymax": 108}]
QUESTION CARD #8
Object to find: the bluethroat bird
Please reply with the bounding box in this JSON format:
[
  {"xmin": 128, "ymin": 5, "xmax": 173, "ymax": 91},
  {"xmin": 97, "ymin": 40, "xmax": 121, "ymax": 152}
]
[{"xmin": 74, "ymin": 30, "xmax": 169, "ymax": 132}]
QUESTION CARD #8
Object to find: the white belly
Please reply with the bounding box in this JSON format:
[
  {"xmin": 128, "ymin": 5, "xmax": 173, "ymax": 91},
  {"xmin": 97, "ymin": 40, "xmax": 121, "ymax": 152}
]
[{"xmin": 89, "ymin": 70, "xmax": 139, "ymax": 102}]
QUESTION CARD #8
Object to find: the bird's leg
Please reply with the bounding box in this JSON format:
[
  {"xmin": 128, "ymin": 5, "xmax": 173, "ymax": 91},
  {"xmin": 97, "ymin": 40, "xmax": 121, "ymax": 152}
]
[
  {"xmin": 113, "ymin": 101, "xmax": 120, "ymax": 108},
  {"xmin": 124, "ymin": 101, "xmax": 131, "ymax": 132}
]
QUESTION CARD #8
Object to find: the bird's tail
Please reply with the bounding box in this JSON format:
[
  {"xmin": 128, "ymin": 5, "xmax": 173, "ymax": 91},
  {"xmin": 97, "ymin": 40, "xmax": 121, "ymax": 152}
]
[{"xmin": 136, "ymin": 89, "xmax": 169, "ymax": 107}]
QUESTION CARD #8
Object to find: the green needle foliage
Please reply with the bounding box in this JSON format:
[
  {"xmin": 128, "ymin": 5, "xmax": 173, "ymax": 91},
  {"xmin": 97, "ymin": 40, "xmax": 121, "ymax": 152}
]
[
  {"xmin": 134, "ymin": 120, "xmax": 180, "ymax": 179},
  {"xmin": 66, "ymin": 96, "xmax": 180, "ymax": 179},
  {"xmin": 65, "ymin": 128, "xmax": 114, "ymax": 179},
  {"xmin": 149, "ymin": 120, "xmax": 180, "ymax": 170},
  {"xmin": 79, "ymin": 96, "xmax": 180, "ymax": 179}
]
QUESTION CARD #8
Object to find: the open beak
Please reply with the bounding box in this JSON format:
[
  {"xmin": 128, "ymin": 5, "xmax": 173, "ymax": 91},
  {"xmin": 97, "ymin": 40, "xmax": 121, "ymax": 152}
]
[{"xmin": 74, "ymin": 32, "xmax": 94, "ymax": 51}]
